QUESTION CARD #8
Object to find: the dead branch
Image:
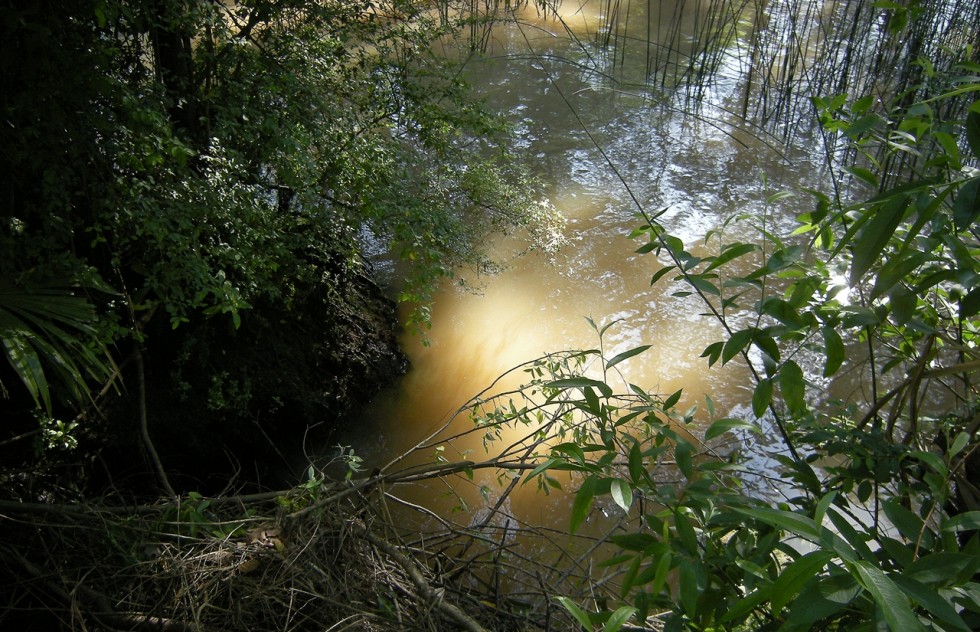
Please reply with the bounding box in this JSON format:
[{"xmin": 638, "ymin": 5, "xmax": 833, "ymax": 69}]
[{"xmin": 356, "ymin": 528, "xmax": 488, "ymax": 632}]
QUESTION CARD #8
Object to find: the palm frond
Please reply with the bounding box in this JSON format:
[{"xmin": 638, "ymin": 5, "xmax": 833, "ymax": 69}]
[{"xmin": 0, "ymin": 280, "xmax": 116, "ymax": 414}]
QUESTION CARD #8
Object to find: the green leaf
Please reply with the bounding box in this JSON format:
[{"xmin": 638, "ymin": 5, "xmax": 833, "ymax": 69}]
[
  {"xmin": 951, "ymin": 581, "xmax": 980, "ymax": 614},
  {"xmin": 584, "ymin": 316, "xmax": 600, "ymax": 334},
  {"xmin": 603, "ymin": 606, "xmax": 637, "ymax": 632},
  {"xmin": 850, "ymin": 194, "xmax": 911, "ymax": 283},
  {"xmin": 704, "ymin": 417, "xmax": 759, "ymax": 441},
  {"xmin": 687, "ymin": 274, "xmax": 720, "ymax": 296},
  {"xmin": 907, "ymin": 552, "xmax": 980, "ymax": 584},
  {"xmin": 911, "ymin": 450, "xmax": 948, "ymax": 477},
  {"xmin": 852, "ymin": 95, "xmax": 875, "ymax": 115},
  {"xmin": 966, "ymin": 107, "xmax": 980, "ymax": 160},
  {"xmin": 822, "ymin": 326, "xmax": 845, "ymax": 377},
  {"xmin": 958, "ymin": 286, "xmax": 980, "ymax": 318},
  {"xmin": 600, "ymin": 553, "xmax": 634, "ymax": 569},
  {"xmin": 815, "ymin": 490, "xmax": 837, "ymax": 526},
  {"xmin": 734, "ymin": 506, "xmax": 821, "ymax": 539},
  {"xmin": 856, "ymin": 480, "xmax": 873, "ymax": 503},
  {"xmin": 522, "ymin": 458, "xmax": 560, "ymax": 483},
  {"xmin": 845, "ymin": 165, "xmax": 880, "ymax": 188},
  {"xmin": 953, "ymin": 177, "xmax": 980, "ymax": 230},
  {"xmin": 827, "ymin": 508, "xmax": 876, "ymax": 562},
  {"xmin": 852, "ymin": 560, "xmax": 924, "ymax": 632},
  {"xmin": 548, "ymin": 378, "xmax": 613, "ymax": 399},
  {"xmin": 554, "ymin": 443, "xmax": 587, "ymax": 465},
  {"xmin": 674, "ymin": 509, "xmax": 699, "ymax": 557},
  {"xmin": 951, "ymin": 432, "xmax": 971, "ymax": 458},
  {"xmin": 606, "ymin": 345, "xmax": 652, "ymax": 371},
  {"xmin": 583, "ymin": 386, "xmax": 602, "ymax": 416},
  {"xmin": 0, "ymin": 281, "xmax": 115, "ymax": 414},
  {"xmin": 882, "ymin": 499, "xmax": 929, "ymax": 544},
  {"xmin": 663, "ymin": 388, "xmax": 683, "ymax": 410},
  {"xmin": 610, "ymin": 478, "xmax": 633, "ymax": 512},
  {"xmin": 935, "ymin": 132, "xmax": 963, "ymax": 169},
  {"xmin": 721, "ymin": 587, "xmax": 771, "ymax": 624},
  {"xmin": 865, "ymin": 177, "xmax": 942, "ymax": 205},
  {"xmin": 886, "ymin": 6, "xmax": 907, "ymax": 34},
  {"xmin": 770, "ymin": 550, "xmax": 834, "ymax": 615},
  {"xmin": 840, "ymin": 305, "xmax": 881, "ymax": 328},
  {"xmin": 767, "ymin": 190, "xmax": 796, "ymax": 204},
  {"xmin": 650, "ymin": 552, "xmax": 673, "ymax": 597},
  {"xmin": 752, "ymin": 331, "xmax": 781, "ymax": 363},
  {"xmin": 786, "ymin": 574, "xmax": 862, "ymax": 629},
  {"xmin": 845, "ymin": 113, "xmax": 884, "ymax": 138},
  {"xmin": 723, "ymin": 328, "xmax": 754, "ymax": 364},
  {"xmin": 704, "ymin": 243, "xmax": 757, "ymax": 272},
  {"xmin": 610, "ymin": 532, "xmax": 658, "ymax": 551},
  {"xmin": 679, "ymin": 561, "xmax": 700, "ymax": 617},
  {"xmin": 1, "ymin": 333, "xmax": 51, "ymax": 412},
  {"xmin": 820, "ymin": 529, "xmax": 861, "ymax": 564},
  {"xmin": 752, "ymin": 379, "xmax": 772, "ymax": 418},
  {"xmin": 760, "ymin": 297, "xmax": 802, "ymax": 327},
  {"xmin": 700, "ymin": 341, "xmax": 724, "ymax": 367},
  {"xmin": 662, "ymin": 234, "xmax": 686, "ymax": 255},
  {"xmin": 570, "ymin": 476, "xmax": 597, "ymax": 534},
  {"xmin": 675, "ymin": 440, "xmax": 693, "ymax": 479},
  {"xmin": 556, "ymin": 596, "xmax": 593, "ymax": 630},
  {"xmin": 780, "ymin": 360, "xmax": 806, "ymax": 416},
  {"xmin": 649, "ymin": 265, "xmax": 676, "ymax": 286},
  {"xmin": 943, "ymin": 511, "xmax": 980, "ymax": 533},
  {"xmin": 628, "ymin": 441, "xmax": 645, "ymax": 484},
  {"xmin": 871, "ymin": 252, "xmax": 930, "ymax": 300},
  {"xmin": 892, "ymin": 575, "xmax": 973, "ymax": 632},
  {"xmin": 888, "ymin": 285, "xmax": 917, "ymax": 325}
]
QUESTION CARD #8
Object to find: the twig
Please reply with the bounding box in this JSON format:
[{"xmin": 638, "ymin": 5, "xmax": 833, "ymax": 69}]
[
  {"xmin": 0, "ymin": 428, "xmax": 41, "ymax": 448},
  {"xmin": 135, "ymin": 344, "xmax": 177, "ymax": 501},
  {"xmin": 6, "ymin": 548, "xmax": 207, "ymax": 632},
  {"xmin": 356, "ymin": 528, "xmax": 489, "ymax": 632},
  {"xmin": 285, "ymin": 458, "xmax": 541, "ymax": 521},
  {"xmin": 116, "ymin": 279, "xmax": 175, "ymax": 501},
  {"xmin": 0, "ymin": 489, "xmax": 285, "ymax": 518}
]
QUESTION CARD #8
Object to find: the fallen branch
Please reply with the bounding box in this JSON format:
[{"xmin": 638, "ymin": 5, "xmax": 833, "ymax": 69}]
[{"xmin": 356, "ymin": 528, "xmax": 489, "ymax": 632}]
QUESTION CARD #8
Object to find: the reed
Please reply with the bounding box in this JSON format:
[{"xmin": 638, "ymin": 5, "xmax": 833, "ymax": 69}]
[{"xmin": 474, "ymin": 0, "xmax": 979, "ymax": 162}]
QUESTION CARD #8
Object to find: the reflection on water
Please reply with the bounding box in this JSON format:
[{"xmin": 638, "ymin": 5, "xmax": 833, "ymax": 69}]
[{"xmin": 326, "ymin": 5, "xmax": 832, "ymax": 532}]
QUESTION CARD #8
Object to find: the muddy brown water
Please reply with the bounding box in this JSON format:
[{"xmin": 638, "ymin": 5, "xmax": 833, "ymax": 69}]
[{"xmin": 322, "ymin": 2, "xmax": 842, "ymax": 535}]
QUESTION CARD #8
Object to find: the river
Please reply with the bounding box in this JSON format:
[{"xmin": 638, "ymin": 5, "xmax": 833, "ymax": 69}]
[{"xmin": 324, "ymin": 1, "xmax": 839, "ymax": 539}]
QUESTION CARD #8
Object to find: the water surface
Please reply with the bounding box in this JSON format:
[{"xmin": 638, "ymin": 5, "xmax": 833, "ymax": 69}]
[{"xmin": 328, "ymin": 2, "xmax": 835, "ymax": 530}]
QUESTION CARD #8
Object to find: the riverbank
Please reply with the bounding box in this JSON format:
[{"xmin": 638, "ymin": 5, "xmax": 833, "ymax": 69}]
[{"xmin": 0, "ymin": 452, "xmax": 598, "ymax": 631}]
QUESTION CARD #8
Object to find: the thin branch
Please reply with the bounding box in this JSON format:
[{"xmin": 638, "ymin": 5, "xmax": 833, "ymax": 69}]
[
  {"xmin": 135, "ymin": 343, "xmax": 176, "ymax": 501},
  {"xmin": 6, "ymin": 548, "xmax": 208, "ymax": 632},
  {"xmin": 356, "ymin": 528, "xmax": 489, "ymax": 632}
]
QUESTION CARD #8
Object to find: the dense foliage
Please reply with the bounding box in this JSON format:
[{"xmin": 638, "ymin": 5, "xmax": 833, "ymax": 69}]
[
  {"xmin": 0, "ymin": 0, "xmax": 551, "ymax": 478},
  {"xmin": 3, "ymin": 1, "xmax": 980, "ymax": 631}
]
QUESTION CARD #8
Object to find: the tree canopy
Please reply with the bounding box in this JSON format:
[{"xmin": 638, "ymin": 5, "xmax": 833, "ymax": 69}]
[{"xmin": 0, "ymin": 0, "xmax": 552, "ymax": 432}]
